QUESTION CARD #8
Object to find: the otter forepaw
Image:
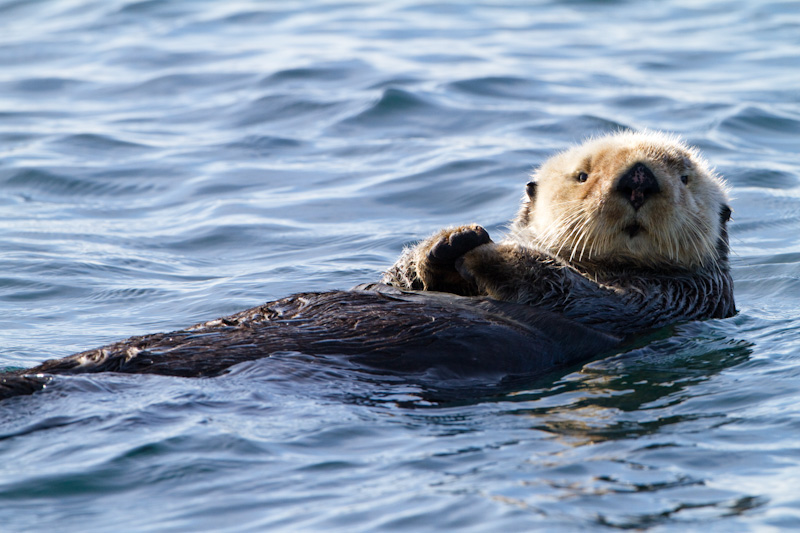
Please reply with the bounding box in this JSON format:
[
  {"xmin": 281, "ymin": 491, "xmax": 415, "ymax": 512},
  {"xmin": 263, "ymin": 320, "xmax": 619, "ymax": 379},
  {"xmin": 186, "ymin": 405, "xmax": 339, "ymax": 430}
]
[
  {"xmin": 427, "ymin": 225, "xmax": 491, "ymax": 267},
  {"xmin": 454, "ymin": 255, "xmax": 476, "ymax": 285},
  {"xmin": 455, "ymin": 243, "xmax": 534, "ymax": 302}
]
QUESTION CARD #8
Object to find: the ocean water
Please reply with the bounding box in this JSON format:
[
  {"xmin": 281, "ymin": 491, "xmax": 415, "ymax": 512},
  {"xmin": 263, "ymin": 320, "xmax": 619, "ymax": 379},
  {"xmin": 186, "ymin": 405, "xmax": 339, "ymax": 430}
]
[{"xmin": 1, "ymin": 0, "xmax": 799, "ymax": 531}]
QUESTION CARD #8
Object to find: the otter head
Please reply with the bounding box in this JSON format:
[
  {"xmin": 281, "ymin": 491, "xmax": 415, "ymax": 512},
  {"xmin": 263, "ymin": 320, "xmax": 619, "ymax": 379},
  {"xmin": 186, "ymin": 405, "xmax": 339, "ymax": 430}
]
[{"xmin": 512, "ymin": 131, "xmax": 731, "ymax": 270}]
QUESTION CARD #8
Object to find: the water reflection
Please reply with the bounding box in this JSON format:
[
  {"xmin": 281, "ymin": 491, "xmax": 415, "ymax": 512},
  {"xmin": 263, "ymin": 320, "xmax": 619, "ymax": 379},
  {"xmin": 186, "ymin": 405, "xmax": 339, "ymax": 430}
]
[{"xmin": 506, "ymin": 328, "xmax": 753, "ymax": 445}]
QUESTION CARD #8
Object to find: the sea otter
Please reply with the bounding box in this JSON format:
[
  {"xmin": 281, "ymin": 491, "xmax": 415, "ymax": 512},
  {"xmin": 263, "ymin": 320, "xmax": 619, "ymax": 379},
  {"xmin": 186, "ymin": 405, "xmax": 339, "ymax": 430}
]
[
  {"xmin": 0, "ymin": 131, "xmax": 735, "ymax": 401},
  {"xmin": 382, "ymin": 130, "xmax": 734, "ymax": 334}
]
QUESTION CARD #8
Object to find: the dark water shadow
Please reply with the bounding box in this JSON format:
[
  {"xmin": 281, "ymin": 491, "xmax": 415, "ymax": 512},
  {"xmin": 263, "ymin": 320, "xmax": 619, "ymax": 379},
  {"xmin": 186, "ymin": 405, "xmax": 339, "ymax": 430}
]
[
  {"xmin": 497, "ymin": 327, "xmax": 754, "ymax": 444},
  {"xmin": 219, "ymin": 320, "xmax": 753, "ymax": 421}
]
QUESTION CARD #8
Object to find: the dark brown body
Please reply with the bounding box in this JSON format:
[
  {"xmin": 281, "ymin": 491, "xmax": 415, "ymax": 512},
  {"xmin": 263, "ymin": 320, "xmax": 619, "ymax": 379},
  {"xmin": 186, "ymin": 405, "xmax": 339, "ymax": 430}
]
[{"xmin": 1, "ymin": 285, "xmax": 621, "ymax": 401}]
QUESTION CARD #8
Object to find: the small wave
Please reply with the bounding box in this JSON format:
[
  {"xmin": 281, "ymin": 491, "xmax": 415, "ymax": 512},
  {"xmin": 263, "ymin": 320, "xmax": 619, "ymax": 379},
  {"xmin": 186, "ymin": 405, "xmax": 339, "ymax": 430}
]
[
  {"xmin": 155, "ymin": 223, "xmax": 303, "ymax": 253},
  {"xmin": 371, "ymin": 157, "xmax": 518, "ymax": 216},
  {"xmin": 219, "ymin": 135, "xmax": 305, "ymax": 158},
  {"xmin": 718, "ymin": 106, "xmax": 800, "ymax": 151},
  {"xmin": 522, "ymin": 115, "xmax": 630, "ymax": 139},
  {"xmin": 743, "ymin": 252, "xmax": 800, "ymax": 266},
  {"xmin": 0, "ymin": 278, "xmax": 87, "ymax": 303},
  {"xmin": 447, "ymin": 76, "xmax": 546, "ymax": 100},
  {"xmin": 220, "ymin": 9, "xmax": 292, "ymax": 26},
  {"xmin": 608, "ymin": 94, "xmax": 676, "ymax": 109},
  {"xmin": 109, "ymin": 72, "xmax": 254, "ymax": 98},
  {"xmin": 2, "ymin": 168, "xmax": 156, "ymax": 199},
  {"xmin": 724, "ymin": 167, "xmax": 797, "ymax": 189},
  {"xmin": 261, "ymin": 60, "xmax": 371, "ymax": 86},
  {"xmin": 335, "ymin": 87, "xmax": 506, "ymax": 137},
  {"xmin": 4, "ymin": 77, "xmax": 88, "ymax": 93},
  {"xmin": 228, "ymin": 94, "xmax": 341, "ymax": 128},
  {"xmin": 115, "ymin": 0, "xmax": 192, "ymax": 17},
  {"xmin": 82, "ymin": 287, "xmax": 165, "ymax": 304},
  {"xmin": 47, "ymin": 134, "xmax": 153, "ymax": 161},
  {"xmin": 98, "ymin": 45, "xmax": 211, "ymax": 71},
  {"xmin": 346, "ymin": 87, "xmax": 432, "ymax": 123}
]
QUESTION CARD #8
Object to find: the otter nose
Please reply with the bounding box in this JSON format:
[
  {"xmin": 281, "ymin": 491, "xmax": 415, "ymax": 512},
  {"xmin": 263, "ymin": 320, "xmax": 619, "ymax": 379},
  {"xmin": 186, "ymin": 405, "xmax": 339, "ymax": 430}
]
[{"xmin": 616, "ymin": 162, "xmax": 660, "ymax": 210}]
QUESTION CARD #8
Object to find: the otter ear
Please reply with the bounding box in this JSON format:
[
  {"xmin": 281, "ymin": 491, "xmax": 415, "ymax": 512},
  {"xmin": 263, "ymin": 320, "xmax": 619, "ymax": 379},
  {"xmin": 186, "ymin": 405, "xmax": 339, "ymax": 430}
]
[
  {"xmin": 525, "ymin": 180, "xmax": 537, "ymax": 200},
  {"xmin": 720, "ymin": 204, "xmax": 732, "ymax": 224}
]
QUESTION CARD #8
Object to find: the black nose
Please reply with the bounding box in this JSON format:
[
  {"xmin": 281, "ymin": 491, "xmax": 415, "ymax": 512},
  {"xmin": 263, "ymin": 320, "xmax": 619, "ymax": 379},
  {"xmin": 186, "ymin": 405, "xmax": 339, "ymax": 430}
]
[{"xmin": 616, "ymin": 162, "xmax": 660, "ymax": 210}]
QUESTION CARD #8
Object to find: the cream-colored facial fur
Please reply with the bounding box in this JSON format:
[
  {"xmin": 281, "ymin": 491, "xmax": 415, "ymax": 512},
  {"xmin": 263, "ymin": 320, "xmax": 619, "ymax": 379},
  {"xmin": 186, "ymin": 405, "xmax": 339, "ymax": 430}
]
[{"xmin": 511, "ymin": 131, "xmax": 729, "ymax": 269}]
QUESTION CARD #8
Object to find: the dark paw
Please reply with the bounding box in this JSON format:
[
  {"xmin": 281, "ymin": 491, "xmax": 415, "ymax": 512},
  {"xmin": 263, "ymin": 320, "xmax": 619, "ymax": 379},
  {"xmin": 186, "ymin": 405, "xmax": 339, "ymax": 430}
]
[{"xmin": 428, "ymin": 226, "xmax": 491, "ymax": 267}]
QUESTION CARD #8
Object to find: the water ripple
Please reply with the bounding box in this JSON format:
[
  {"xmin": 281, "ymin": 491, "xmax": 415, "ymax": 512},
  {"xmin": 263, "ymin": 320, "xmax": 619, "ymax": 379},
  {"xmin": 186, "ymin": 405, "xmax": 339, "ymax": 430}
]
[
  {"xmin": 0, "ymin": 0, "xmax": 799, "ymax": 531},
  {"xmin": 718, "ymin": 105, "xmax": 800, "ymax": 151}
]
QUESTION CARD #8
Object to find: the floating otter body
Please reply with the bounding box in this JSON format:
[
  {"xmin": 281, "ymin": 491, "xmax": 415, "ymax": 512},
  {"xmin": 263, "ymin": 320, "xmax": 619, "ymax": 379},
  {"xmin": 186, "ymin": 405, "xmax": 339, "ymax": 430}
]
[
  {"xmin": 0, "ymin": 286, "xmax": 622, "ymax": 399},
  {"xmin": 1, "ymin": 131, "xmax": 735, "ymax": 401}
]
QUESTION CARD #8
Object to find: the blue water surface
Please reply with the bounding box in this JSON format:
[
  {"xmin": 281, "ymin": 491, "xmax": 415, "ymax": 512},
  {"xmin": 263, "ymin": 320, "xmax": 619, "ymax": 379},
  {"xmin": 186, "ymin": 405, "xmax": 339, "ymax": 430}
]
[{"xmin": 1, "ymin": 0, "xmax": 799, "ymax": 531}]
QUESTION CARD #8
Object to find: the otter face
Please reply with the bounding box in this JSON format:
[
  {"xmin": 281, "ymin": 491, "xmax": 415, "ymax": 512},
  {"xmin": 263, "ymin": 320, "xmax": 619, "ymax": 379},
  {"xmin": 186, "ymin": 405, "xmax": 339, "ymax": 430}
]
[{"xmin": 513, "ymin": 131, "xmax": 730, "ymax": 269}]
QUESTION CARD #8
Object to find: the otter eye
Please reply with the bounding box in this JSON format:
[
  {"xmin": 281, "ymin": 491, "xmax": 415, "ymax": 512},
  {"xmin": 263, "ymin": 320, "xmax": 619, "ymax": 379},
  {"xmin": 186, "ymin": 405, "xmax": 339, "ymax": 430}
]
[
  {"xmin": 680, "ymin": 175, "xmax": 689, "ymax": 185},
  {"xmin": 577, "ymin": 172, "xmax": 588, "ymax": 183}
]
